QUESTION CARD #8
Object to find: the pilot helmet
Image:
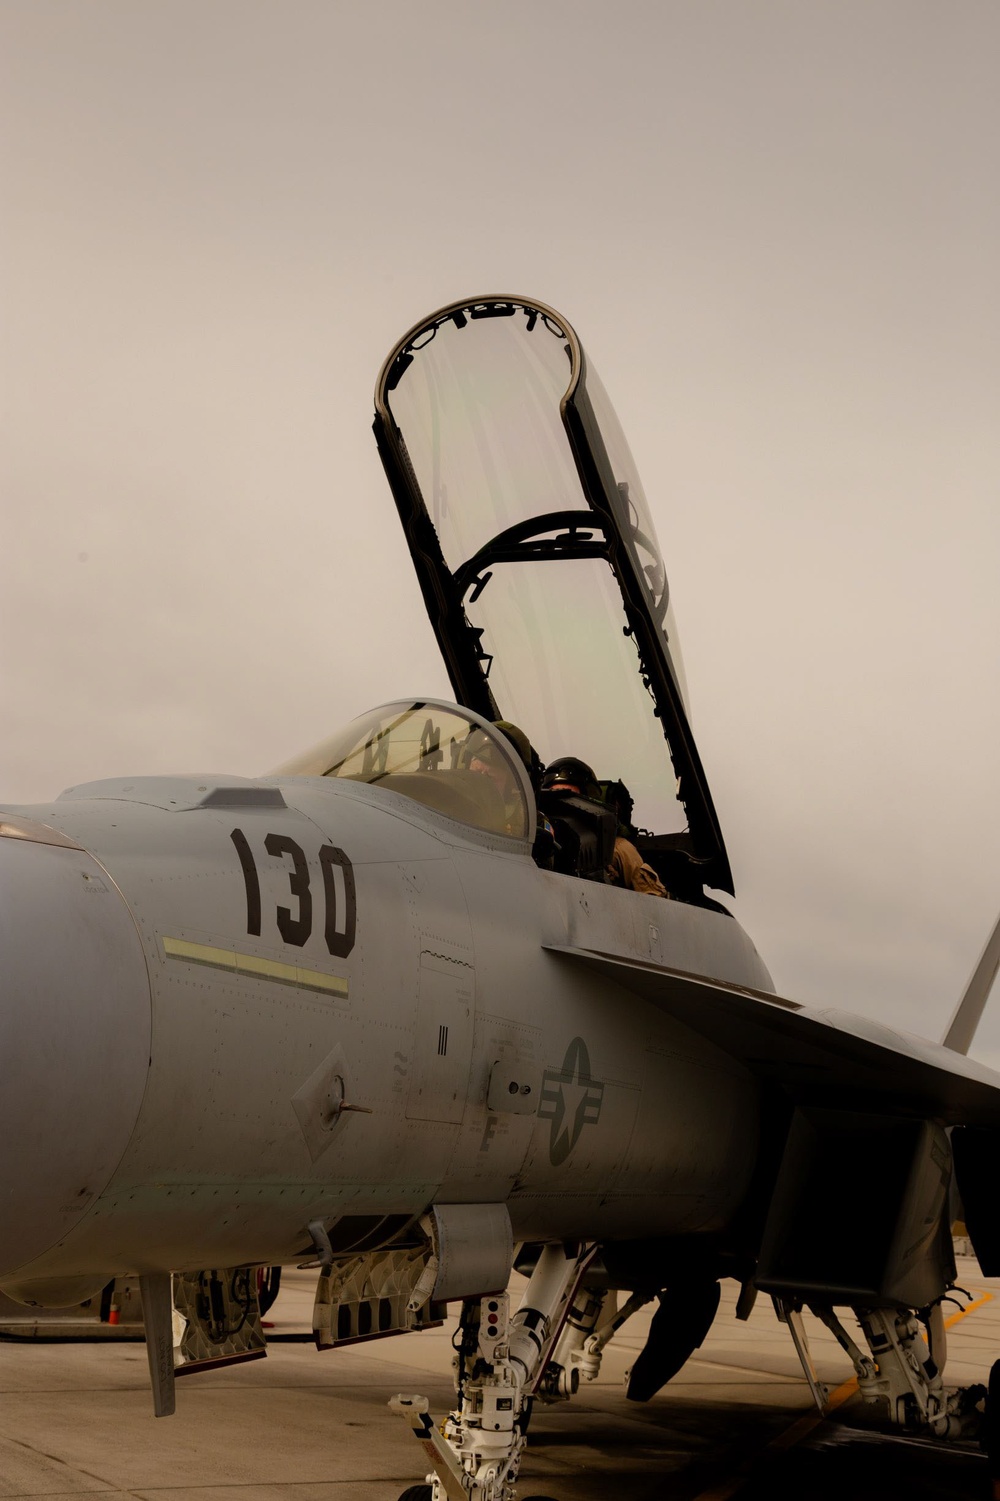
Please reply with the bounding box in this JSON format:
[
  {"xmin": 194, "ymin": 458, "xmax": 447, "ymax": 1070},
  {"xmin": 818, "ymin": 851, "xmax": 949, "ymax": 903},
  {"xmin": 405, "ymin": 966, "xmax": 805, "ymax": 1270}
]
[
  {"xmin": 493, "ymin": 720, "xmax": 530, "ymax": 768},
  {"xmin": 492, "ymin": 720, "xmax": 542, "ymax": 790},
  {"xmin": 464, "ymin": 729, "xmax": 503, "ymax": 772},
  {"xmin": 540, "ymin": 757, "xmax": 601, "ymax": 801}
]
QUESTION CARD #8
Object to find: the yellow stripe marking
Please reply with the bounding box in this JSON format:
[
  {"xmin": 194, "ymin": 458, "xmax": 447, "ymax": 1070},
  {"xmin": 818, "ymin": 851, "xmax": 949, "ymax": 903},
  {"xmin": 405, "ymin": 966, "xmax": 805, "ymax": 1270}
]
[
  {"xmin": 162, "ymin": 936, "xmax": 348, "ymax": 998},
  {"xmin": 943, "ymin": 1289, "xmax": 994, "ymax": 1326},
  {"xmin": 693, "ymin": 1289, "xmax": 994, "ymax": 1500}
]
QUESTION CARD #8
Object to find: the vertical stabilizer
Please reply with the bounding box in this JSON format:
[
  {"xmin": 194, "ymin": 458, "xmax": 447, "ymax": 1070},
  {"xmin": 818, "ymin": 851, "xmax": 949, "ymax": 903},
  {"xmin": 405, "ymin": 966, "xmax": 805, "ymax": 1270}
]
[{"xmin": 942, "ymin": 912, "xmax": 1000, "ymax": 1055}]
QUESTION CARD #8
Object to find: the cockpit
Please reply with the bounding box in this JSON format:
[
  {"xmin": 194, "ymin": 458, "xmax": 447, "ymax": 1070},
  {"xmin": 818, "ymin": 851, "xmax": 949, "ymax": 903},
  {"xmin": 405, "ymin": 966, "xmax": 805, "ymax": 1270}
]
[
  {"xmin": 275, "ymin": 701, "xmax": 533, "ymax": 842},
  {"xmin": 281, "ymin": 296, "xmax": 735, "ymax": 904}
]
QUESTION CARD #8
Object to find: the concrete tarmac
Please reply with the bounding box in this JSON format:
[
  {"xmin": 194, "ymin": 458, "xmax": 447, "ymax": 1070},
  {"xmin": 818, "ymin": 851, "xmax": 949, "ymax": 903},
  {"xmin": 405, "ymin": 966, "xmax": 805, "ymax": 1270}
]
[{"xmin": 1, "ymin": 1258, "xmax": 997, "ymax": 1500}]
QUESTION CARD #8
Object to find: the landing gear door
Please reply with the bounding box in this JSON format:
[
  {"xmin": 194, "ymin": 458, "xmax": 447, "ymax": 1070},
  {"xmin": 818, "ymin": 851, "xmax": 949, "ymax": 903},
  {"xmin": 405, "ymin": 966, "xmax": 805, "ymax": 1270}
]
[{"xmin": 373, "ymin": 296, "xmax": 733, "ymax": 895}]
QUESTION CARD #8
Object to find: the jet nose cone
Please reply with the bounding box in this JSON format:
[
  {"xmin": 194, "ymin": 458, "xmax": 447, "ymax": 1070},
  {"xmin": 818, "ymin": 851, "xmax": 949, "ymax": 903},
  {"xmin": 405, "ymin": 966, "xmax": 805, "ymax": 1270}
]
[{"xmin": 0, "ymin": 821, "xmax": 151, "ymax": 1280}]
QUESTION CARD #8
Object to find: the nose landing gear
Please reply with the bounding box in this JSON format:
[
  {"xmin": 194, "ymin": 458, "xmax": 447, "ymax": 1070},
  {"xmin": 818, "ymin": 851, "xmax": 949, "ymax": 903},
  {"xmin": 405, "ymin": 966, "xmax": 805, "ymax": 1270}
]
[{"xmin": 391, "ymin": 1243, "xmax": 596, "ymax": 1501}]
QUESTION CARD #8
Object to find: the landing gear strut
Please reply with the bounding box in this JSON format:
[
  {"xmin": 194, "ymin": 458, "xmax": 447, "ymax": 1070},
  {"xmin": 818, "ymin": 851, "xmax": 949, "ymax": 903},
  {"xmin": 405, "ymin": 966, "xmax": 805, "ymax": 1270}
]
[
  {"xmin": 779, "ymin": 1295, "xmax": 986, "ymax": 1439},
  {"xmin": 391, "ymin": 1242, "xmax": 596, "ymax": 1501}
]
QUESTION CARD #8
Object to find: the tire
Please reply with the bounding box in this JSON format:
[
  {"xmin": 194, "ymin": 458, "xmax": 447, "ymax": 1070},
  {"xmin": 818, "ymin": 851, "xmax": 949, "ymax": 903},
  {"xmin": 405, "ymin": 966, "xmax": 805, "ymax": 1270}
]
[
  {"xmin": 984, "ymin": 1359, "xmax": 1000, "ymax": 1476},
  {"xmin": 396, "ymin": 1488, "xmax": 433, "ymax": 1501}
]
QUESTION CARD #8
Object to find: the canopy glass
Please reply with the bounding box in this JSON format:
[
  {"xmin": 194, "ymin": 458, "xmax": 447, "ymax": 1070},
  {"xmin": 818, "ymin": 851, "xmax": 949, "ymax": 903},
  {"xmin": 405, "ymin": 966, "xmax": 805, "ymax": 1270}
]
[
  {"xmin": 373, "ymin": 297, "xmax": 732, "ymax": 891},
  {"xmin": 275, "ymin": 700, "xmax": 532, "ymax": 842}
]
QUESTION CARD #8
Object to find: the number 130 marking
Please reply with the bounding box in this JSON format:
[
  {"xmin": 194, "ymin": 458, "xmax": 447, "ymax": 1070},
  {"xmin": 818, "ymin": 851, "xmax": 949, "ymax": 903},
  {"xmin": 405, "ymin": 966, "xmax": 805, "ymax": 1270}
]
[{"xmin": 230, "ymin": 828, "xmax": 356, "ymax": 958}]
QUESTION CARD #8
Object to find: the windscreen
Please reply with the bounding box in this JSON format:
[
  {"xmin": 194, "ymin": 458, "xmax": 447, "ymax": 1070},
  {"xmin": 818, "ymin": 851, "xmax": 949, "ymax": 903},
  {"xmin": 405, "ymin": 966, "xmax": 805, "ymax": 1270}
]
[{"xmin": 274, "ymin": 700, "xmax": 531, "ymax": 841}]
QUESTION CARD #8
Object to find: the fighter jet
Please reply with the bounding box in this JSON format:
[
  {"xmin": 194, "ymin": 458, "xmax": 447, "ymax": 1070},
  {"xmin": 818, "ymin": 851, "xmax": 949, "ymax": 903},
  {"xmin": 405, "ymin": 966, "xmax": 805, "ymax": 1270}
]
[{"xmin": 2, "ymin": 295, "xmax": 1000, "ymax": 1501}]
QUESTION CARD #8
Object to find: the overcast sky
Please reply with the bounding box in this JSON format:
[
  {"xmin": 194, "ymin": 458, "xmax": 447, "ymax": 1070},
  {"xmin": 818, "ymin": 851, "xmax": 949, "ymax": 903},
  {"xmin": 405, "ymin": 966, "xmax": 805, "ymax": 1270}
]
[{"xmin": 2, "ymin": 1, "xmax": 998, "ymax": 1059}]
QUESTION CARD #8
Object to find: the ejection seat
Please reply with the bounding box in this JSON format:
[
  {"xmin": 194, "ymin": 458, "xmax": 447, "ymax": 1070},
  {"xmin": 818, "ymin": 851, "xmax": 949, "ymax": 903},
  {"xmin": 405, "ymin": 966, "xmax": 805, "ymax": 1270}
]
[{"xmin": 538, "ymin": 788, "xmax": 616, "ymax": 882}]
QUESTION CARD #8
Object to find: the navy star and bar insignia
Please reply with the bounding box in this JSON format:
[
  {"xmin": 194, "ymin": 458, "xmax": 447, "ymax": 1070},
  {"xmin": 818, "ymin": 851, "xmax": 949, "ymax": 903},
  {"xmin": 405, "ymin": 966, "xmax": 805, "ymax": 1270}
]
[{"xmin": 538, "ymin": 1036, "xmax": 605, "ymax": 1166}]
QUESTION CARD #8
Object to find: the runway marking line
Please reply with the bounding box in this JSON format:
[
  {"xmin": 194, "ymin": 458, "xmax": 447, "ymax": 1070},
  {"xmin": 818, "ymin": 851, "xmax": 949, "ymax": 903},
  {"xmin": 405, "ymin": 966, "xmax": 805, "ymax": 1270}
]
[{"xmin": 692, "ymin": 1290, "xmax": 994, "ymax": 1501}]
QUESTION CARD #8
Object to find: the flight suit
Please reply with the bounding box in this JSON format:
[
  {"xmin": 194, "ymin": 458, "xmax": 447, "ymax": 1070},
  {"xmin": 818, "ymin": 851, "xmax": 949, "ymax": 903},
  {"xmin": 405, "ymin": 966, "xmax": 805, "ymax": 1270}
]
[{"xmin": 608, "ymin": 836, "xmax": 670, "ymax": 898}]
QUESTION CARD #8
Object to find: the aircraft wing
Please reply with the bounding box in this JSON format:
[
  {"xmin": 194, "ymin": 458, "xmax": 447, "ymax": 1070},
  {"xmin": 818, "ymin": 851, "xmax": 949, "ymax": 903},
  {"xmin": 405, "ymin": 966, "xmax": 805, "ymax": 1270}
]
[{"xmin": 544, "ymin": 944, "xmax": 1000, "ymax": 1126}]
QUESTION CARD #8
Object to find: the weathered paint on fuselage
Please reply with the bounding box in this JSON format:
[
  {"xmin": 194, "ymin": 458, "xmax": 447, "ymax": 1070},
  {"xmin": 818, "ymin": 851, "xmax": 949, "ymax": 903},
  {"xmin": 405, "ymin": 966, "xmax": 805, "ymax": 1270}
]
[{"xmin": 0, "ymin": 772, "xmax": 771, "ymax": 1291}]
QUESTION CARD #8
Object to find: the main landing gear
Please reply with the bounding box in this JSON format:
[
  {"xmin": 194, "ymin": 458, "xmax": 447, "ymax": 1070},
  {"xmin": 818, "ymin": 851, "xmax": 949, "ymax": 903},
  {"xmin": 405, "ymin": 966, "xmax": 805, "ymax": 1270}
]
[{"xmin": 777, "ymin": 1293, "xmax": 987, "ymax": 1439}]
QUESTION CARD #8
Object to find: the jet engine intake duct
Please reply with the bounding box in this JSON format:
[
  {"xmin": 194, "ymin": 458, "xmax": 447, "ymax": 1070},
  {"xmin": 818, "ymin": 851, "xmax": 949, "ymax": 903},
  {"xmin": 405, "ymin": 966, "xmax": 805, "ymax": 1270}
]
[
  {"xmin": 952, "ymin": 1125, "xmax": 1000, "ymax": 1274},
  {"xmin": 756, "ymin": 1108, "xmax": 955, "ymax": 1308}
]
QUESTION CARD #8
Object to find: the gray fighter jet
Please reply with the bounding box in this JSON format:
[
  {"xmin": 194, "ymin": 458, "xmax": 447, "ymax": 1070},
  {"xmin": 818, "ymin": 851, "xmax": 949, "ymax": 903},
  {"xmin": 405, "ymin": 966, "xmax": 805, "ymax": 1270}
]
[{"xmin": 2, "ymin": 295, "xmax": 1000, "ymax": 1501}]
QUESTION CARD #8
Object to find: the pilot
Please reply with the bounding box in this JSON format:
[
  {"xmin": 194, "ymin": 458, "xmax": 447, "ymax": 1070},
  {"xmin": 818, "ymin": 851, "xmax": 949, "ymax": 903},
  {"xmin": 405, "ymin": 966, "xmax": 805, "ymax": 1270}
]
[
  {"xmin": 466, "ymin": 738, "xmax": 520, "ymax": 831},
  {"xmin": 492, "ymin": 721, "xmax": 542, "ymax": 792},
  {"xmin": 493, "ymin": 721, "xmax": 556, "ymax": 866},
  {"xmin": 540, "ymin": 758, "xmax": 670, "ymax": 898},
  {"xmin": 465, "ymin": 724, "xmax": 533, "ymax": 840},
  {"xmin": 468, "ymin": 741, "xmax": 511, "ymax": 797},
  {"xmin": 468, "ymin": 722, "xmax": 555, "ymax": 863}
]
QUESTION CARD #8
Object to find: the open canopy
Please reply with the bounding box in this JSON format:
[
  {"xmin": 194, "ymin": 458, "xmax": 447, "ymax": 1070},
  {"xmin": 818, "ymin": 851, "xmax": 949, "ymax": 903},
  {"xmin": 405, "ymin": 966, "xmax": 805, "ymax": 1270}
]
[{"xmin": 373, "ymin": 295, "xmax": 733, "ymax": 894}]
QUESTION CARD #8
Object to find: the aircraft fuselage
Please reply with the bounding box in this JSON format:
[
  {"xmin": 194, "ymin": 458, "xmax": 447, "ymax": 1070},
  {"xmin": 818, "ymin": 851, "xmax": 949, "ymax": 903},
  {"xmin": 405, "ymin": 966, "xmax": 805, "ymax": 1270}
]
[{"xmin": 1, "ymin": 770, "xmax": 769, "ymax": 1301}]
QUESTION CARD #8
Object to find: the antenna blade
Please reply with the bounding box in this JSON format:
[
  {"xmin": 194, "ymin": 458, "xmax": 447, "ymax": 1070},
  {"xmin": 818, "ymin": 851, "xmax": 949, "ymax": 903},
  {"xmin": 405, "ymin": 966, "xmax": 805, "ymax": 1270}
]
[{"xmin": 942, "ymin": 911, "xmax": 1000, "ymax": 1055}]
